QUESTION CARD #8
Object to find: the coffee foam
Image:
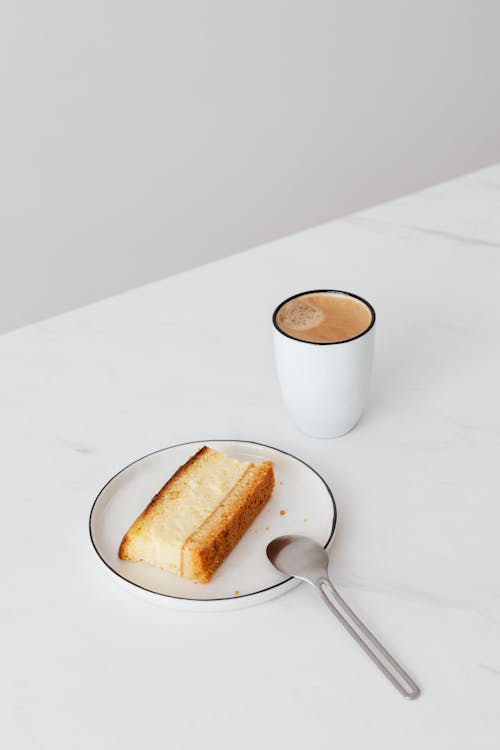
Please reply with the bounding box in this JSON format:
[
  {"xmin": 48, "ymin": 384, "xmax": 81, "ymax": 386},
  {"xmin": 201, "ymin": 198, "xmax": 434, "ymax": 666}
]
[{"xmin": 277, "ymin": 299, "xmax": 325, "ymax": 331}]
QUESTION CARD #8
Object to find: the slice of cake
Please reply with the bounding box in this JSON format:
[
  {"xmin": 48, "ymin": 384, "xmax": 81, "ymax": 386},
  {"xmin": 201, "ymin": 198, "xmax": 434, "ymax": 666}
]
[{"xmin": 119, "ymin": 446, "xmax": 275, "ymax": 582}]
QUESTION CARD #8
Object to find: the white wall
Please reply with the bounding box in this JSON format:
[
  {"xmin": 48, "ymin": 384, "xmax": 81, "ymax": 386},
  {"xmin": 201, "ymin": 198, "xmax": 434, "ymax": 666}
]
[{"xmin": 1, "ymin": 1, "xmax": 500, "ymax": 334}]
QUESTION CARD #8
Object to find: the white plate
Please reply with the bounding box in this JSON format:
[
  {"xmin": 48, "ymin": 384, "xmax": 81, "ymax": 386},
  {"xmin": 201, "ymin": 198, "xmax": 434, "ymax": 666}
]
[{"xmin": 89, "ymin": 440, "xmax": 336, "ymax": 611}]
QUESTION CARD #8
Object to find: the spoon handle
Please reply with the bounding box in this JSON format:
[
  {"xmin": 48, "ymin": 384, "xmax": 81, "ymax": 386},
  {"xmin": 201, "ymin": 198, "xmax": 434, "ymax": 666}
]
[{"xmin": 317, "ymin": 577, "xmax": 420, "ymax": 700}]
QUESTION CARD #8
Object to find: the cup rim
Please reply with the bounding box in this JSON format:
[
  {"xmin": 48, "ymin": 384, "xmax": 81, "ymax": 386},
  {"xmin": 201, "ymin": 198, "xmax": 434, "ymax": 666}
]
[{"xmin": 272, "ymin": 289, "xmax": 376, "ymax": 346}]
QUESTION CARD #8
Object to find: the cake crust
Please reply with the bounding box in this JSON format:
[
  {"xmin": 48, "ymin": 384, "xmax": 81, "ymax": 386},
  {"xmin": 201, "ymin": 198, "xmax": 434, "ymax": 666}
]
[{"xmin": 184, "ymin": 461, "xmax": 275, "ymax": 582}]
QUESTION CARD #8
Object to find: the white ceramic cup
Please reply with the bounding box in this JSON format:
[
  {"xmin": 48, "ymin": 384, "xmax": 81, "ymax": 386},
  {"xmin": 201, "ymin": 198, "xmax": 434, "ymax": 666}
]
[{"xmin": 272, "ymin": 290, "xmax": 376, "ymax": 438}]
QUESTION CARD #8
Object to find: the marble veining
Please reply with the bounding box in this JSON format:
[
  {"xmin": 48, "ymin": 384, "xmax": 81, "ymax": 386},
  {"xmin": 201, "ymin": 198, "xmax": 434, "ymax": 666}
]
[
  {"xmin": 351, "ymin": 215, "xmax": 500, "ymax": 248},
  {"xmin": 1, "ymin": 163, "xmax": 500, "ymax": 749}
]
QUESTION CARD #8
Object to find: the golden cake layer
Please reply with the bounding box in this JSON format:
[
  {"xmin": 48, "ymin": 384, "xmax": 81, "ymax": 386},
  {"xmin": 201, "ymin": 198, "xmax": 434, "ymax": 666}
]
[{"xmin": 119, "ymin": 446, "xmax": 275, "ymax": 582}]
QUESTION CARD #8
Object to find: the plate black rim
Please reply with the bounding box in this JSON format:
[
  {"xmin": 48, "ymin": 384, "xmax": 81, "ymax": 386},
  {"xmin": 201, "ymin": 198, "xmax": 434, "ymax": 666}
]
[{"xmin": 89, "ymin": 439, "xmax": 337, "ymax": 603}]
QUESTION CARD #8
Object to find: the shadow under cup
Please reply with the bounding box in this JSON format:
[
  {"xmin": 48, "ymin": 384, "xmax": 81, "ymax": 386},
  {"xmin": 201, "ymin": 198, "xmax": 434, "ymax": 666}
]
[{"xmin": 272, "ymin": 290, "xmax": 376, "ymax": 438}]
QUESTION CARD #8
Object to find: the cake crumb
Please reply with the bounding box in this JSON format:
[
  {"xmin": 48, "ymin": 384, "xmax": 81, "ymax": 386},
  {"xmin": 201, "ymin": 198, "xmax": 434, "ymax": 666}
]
[
  {"xmin": 303, "ymin": 517, "xmax": 308, "ymax": 522},
  {"xmin": 279, "ymin": 509, "xmax": 286, "ymax": 516},
  {"xmin": 265, "ymin": 526, "xmax": 270, "ymax": 531},
  {"xmin": 234, "ymin": 590, "xmax": 240, "ymax": 596},
  {"xmin": 279, "ymin": 480, "xmax": 283, "ymax": 485}
]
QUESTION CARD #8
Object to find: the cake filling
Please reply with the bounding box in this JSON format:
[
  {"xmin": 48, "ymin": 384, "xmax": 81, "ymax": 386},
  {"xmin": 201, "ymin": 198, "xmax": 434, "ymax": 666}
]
[{"xmin": 145, "ymin": 451, "xmax": 250, "ymax": 574}]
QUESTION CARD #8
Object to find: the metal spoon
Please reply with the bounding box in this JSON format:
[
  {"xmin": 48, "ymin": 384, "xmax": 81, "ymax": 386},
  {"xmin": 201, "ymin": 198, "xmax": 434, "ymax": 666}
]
[{"xmin": 267, "ymin": 535, "xmax": 420, "ymax": 700}]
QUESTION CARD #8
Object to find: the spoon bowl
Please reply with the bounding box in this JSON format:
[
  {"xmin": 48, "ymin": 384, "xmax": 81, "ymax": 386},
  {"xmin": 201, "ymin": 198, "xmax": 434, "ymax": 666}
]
[{"xmin": 266, "ymin": 534, "xmax": 329, "ymax": 585}]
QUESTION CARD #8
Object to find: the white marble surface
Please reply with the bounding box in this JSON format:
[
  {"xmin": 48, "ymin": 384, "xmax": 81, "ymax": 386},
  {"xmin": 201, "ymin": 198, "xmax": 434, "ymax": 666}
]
[{"xmin": 2, "ymin": 164, "xmax": 500, "ymax": 748}]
